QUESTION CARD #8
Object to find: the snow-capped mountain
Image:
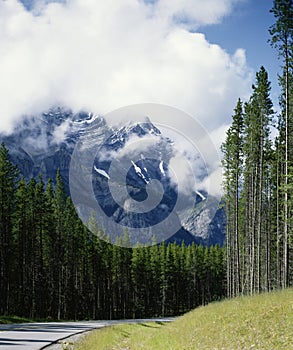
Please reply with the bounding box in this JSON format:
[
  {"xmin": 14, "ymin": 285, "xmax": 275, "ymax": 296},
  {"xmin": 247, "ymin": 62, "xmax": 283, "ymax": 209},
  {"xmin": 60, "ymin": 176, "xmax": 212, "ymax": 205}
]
[
  {"xmin": 1, "ymin": 107, "xmax": 109, "ymax": 189},
  {"xmin": 0, "ymin": 107, "xmax": 225, "ymax": 246}
]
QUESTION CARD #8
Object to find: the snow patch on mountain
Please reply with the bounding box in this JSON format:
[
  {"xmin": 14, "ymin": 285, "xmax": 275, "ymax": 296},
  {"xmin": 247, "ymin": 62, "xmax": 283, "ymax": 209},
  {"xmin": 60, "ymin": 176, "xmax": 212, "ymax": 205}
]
[
  {"xmin": 94, "ymin": 166, "xmax": 110, "ymax": 180},
  {"xmin": 131, "ymin": 160, "xmax": 149, "ymax": 184},
  {"xmin": 159, "ymin": 160, "xmax": 165, "ymax": 176},
  {"xmin": 196, "ymin": 190, "xmax": 206, "ymax": 201}
]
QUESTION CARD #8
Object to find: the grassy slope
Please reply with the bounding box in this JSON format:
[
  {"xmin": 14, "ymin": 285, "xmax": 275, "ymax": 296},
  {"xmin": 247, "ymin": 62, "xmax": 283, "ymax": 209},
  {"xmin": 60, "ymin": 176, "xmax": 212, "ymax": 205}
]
[{"xmin": 76, "ymin": 288, "xmax": 293, "ymax": 350}]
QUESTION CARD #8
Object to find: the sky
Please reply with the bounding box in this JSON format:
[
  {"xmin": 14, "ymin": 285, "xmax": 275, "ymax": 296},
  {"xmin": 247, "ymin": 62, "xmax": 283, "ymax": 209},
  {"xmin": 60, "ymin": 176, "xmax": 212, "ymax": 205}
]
[
  {"xmin": 0, "ymin": 0, "xmax": 280, "ymax": 141},
  {"xmin": 201, "ymin": 0, "xmax": 280, "ymax": 104}
]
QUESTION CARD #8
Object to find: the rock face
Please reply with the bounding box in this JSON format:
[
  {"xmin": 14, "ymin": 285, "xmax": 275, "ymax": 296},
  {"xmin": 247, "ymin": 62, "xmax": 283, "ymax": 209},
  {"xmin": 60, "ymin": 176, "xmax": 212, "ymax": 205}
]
[
  {"xmin": 180, "ymin": 196, "xmax": 226, "ymax": 246},
  {"xmin": 0, "ymin": 107, "xmax": 225, "ymax": 246}
]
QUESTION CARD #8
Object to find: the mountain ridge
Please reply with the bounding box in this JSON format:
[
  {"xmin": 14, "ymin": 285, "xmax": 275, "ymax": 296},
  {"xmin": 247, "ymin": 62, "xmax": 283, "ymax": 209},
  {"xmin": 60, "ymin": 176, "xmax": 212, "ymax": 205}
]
[{"xmin": 0, "ymin": 107, "xmax": 225, "ymax": 246}]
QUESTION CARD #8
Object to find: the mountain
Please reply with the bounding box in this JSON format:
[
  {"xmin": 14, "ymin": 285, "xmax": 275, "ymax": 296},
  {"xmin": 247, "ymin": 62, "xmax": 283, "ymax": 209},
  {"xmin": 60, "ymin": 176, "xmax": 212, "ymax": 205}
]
[
  {"xmin": 0, "ymin": 107, "xmax": 225, "ymax": 246},
  {"xmin": 180, "ymin": 196, "xmax": 226, "ymax": 246},
  {"xmin": 1, "ymin": 107, "xmax": 108, "ymax": 189}
]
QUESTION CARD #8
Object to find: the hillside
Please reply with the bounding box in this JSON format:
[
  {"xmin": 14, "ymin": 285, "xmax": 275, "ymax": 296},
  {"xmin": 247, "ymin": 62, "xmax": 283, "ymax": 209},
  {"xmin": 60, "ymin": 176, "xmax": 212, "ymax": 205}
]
[{"xmin": 76, "ymin": 288, "xmax": 293, "ymax": 350}]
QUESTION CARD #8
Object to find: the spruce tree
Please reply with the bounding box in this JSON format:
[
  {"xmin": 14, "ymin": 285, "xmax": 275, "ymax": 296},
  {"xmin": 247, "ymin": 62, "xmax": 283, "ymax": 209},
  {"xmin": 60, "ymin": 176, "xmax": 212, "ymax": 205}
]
[
  {"xmin": 13, "ymin": 177, "xmax": 28, "ymax": 315},
  {"xmin": 221, "ymin": 99, "xmax": 244, "ymax": 297},
  {"xmin": 0, "ymin": 143, "xmax": 18, "ymax": 314},
  {"xmin": 269, "ymin": 0, "xmax": 293, "ymax": 287}
]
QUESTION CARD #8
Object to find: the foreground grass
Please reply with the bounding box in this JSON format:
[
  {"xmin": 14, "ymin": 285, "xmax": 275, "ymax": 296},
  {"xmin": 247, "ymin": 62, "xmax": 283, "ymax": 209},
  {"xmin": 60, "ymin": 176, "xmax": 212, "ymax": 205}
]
[{"xmin": 76, "ymin": 288, "xmax": 293, "ymax": 350}]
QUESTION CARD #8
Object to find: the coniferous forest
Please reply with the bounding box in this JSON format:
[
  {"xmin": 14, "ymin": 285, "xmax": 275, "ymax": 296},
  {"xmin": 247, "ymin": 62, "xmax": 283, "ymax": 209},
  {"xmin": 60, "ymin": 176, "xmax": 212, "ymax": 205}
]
[
  {"xmin": 0, "ymin": 0, "xmax": 293, "ymax": 322},
  {"xmin": 222, "ymin": 1, "xmax": 293, "ymax": 297},
  {"xmin": 0, "ymin": 144, "xmax": 225, "ymax": 320}
]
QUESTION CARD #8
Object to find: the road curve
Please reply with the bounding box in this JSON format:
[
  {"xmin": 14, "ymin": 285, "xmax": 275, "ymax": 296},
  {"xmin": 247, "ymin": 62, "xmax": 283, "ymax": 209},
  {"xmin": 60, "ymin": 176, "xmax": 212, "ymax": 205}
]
[{"xmin": 0, "ymin": 318, "xmax": 175, "ymax": 350}]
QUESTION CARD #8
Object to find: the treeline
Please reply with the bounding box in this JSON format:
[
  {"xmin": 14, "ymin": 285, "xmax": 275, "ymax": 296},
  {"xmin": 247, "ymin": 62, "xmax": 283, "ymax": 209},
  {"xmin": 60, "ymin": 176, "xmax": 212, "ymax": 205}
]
[
  {"xmin": 0, "ymin": 143, "xmax": 226, "ymax": 320},
  {"xmin": 221, "ymin": 0, "xmax": 293, "ymax": 297}
]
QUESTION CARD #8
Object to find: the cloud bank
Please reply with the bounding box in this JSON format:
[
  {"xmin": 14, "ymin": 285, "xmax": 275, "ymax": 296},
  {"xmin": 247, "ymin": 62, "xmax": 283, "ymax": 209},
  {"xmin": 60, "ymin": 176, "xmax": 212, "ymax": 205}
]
[{"xmin": 0, "ymin": 0, "xmax": 251, "ymax": 135}]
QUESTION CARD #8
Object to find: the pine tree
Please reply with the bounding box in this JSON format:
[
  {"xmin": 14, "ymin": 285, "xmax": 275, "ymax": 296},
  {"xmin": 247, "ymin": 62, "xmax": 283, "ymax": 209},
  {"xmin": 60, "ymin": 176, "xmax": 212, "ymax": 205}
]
[
  {"xmin": 54, "ymin": 169, "xmax": 67, "ymax": 320},
  {"xmin": 34, "ymin": 176, "xmax": 48, "ymax": 317},
  {"xmin": 269, "ymin": 0, "xmax": 293, "ymax": 287},
  {"xmin": 221, "ymin": 99, "xmax": 244, "ymax": 297},
  {"xmin": 222, "ymin": 68, "xmax": 274, "ymax": 296},
  {"xmin": 44, "ymin": 178, "xmax": 58, "ymax": 317},
  {"xmin": 0, "ymin": 143, "xmax": 18, "ymax": 314},
  {"xmin": 131, "ymin": 245, "xmax": 147, "ymax": 318},
  {"xmin": 240, "ymin": 67, "xmax": 274, "ymax": 294},
  {"xmin": 13, "ymin": 177, "xmax": 28, "ymax": 315}
]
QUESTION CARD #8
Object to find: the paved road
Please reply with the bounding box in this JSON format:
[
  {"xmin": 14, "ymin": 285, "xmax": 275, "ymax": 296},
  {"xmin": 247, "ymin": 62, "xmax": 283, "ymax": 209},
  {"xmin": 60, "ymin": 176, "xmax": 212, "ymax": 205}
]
[{"xmin": 0, "ymin": 318, "xmax": 175, "ymax": 350}]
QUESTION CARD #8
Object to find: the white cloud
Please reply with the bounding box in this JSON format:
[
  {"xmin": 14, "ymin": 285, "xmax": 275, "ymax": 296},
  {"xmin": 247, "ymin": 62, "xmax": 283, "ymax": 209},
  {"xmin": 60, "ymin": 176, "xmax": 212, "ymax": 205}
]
[
  {"xmin": 0, "ymin": 0, "xmax": 252, "ymax": 135},
  {"xmin": 153, "ymin": 0, "xmax": 242, "ymax": 27},
  {"xmin": 98, "ymin": 133, "xmax": 160, "ymax": 162},
  {"xmin": 199, "ymin": 166, "xmax": 224, "ymax": 198},
  {"xmin": 168, "ymin": 151, "xmax": 196, "ymax": 195},
  {"xmin": 52, "ymin": 118, "xmax": 71, "ymax": 144}
]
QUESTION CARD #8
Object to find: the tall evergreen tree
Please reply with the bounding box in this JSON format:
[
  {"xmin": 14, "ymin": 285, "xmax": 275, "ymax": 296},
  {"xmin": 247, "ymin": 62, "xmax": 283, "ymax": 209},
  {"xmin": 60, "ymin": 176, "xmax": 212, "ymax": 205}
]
[
  {"xmin": 242, "ymin": 67, "xmax": 273, "ymax": 294},
  {"xmin": 0, "ymin": 143, "xmax": 18, "ymax": 314},
  {"xmin": 269, "ymin": 0, "xmax": 293, "ymax": 287},
  {"xmin": 54, "ymin": 169, "xmax": 67, "ymax": 320},
  {"xmin": 221, "ymin": 99, "xmax": 244, "ymax": 297},
  {"xmin": 222, "ymin": 68, "xmax": 274, "ymax": 296},
  {"xmin": 13, "ymin": 177, "xmax": 29, "ymax": 315}
]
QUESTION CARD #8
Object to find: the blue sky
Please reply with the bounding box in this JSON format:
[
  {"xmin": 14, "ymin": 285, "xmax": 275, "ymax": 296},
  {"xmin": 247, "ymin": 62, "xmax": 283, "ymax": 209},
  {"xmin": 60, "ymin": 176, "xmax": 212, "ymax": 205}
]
[
  {"xmin": 200, "ymin": 0, "xmax": 280, "ymax": 102},
  {"xmin": 202, "ymin": 1, "xmax": 275, "ymax": 69}
]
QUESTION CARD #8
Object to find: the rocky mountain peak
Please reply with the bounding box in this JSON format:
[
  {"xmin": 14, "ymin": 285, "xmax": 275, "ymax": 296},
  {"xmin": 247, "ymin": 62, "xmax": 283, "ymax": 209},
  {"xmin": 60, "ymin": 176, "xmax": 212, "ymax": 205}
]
[{"xmin": 0, "ymin": 106, "xmax": 225, "ymax": 246}]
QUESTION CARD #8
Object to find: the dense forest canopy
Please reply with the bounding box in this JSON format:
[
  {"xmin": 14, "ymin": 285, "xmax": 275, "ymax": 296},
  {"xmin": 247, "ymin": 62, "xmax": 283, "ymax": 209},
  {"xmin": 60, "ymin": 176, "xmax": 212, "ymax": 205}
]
[{"xmin": 0, "ymin": 145, "xmax": 225, "ymax": 319}]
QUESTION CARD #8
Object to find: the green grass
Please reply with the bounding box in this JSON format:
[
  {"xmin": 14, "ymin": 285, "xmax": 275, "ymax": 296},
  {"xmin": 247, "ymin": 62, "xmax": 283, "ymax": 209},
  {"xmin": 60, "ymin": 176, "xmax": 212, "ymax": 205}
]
[{"xmin": 75, "ymin": 288, "xmax": 293, "ymax": 350}]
